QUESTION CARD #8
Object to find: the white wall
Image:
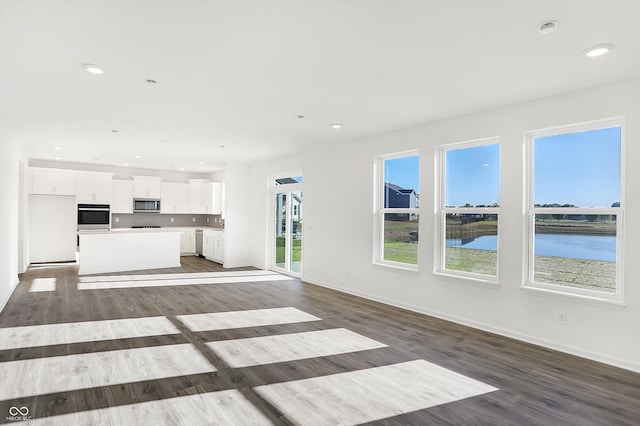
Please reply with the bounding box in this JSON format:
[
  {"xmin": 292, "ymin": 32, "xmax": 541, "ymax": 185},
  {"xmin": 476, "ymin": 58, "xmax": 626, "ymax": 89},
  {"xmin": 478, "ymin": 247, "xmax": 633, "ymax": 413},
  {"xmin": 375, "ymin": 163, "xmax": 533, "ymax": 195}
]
[
  {"xmin": 0, "ymin": 129, "xmax": 21, "ymax": 311},
  {"xmin": 249, "ymin": 77, "xmax": 640, "ymax": 373},
  {"xmin": 224, "ymin": 162, "xmax": 253, "ymax": 268}
]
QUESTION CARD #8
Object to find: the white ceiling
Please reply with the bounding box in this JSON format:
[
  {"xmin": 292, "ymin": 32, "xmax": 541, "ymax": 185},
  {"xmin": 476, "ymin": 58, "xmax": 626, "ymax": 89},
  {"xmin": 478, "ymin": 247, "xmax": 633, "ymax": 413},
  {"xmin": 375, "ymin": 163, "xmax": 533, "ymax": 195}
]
[{"xmin": 1, "ymin": 0, "xmax": 639, "ymax": 173}]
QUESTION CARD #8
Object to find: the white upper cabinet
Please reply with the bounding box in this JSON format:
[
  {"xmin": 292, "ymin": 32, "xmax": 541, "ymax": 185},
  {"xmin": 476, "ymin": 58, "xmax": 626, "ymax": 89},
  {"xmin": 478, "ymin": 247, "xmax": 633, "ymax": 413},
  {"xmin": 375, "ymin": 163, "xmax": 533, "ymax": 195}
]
[
  {"xmin": 30, "ymin": 168, "xmax": 77, "ymax": 196},
  {"xmin": 202, "ymin": 183, "xmax": 213, "ymax": 214},
  {"xmin": 76, "ymin": 172, "xmax": 113, "ymax": 203},
  {"xmin": 188, "ymin": 179, "xmax": 223, "ymax": 214},
  {"xmin": 132, "ymin": 175, "xmax": 162, "ymax": 199},
  {"xmin": 188, "ymin": 179, "xmax": 206, "ymax": 213},
  {"xmin": 211, "ymin": 182, "xmax": 224, "ymax": 215},
  {"xmin": 161, "ymin": 183, "xmax": 189, "ymax": 214},
  {"xmin": 111, "ymin": 180, "xmax": 134, "ymax": 213}
]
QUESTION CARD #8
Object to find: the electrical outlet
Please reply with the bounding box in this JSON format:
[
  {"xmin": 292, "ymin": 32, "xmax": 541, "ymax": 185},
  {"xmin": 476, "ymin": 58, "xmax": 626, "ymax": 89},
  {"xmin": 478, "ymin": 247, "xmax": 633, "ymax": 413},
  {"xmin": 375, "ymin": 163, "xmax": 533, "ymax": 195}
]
[
  {"xmin": 170, "ymin": 217, "xmax": 174, "ymax": 222},
  {"xmin": 115, "ymin": 217, "xmax": 119, "ymax": 223},
  {"xmin": 192, "ymin": 217, "xmax": 196, "ymax": 222},
  {"xmin": 206, "ymin": 217, "xmax": 209, "ymax": 222},
  {"xmin": 557, "ymin": 313, "xmax": 567, "ymax": 325}
]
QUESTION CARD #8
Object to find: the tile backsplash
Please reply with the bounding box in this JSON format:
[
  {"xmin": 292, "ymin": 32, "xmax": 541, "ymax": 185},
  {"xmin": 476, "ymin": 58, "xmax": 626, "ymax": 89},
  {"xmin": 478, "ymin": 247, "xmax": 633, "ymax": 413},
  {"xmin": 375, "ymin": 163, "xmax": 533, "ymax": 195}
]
[{"xmin": 111, "ymin": 213, "xmax": 224, "ymax": 229}]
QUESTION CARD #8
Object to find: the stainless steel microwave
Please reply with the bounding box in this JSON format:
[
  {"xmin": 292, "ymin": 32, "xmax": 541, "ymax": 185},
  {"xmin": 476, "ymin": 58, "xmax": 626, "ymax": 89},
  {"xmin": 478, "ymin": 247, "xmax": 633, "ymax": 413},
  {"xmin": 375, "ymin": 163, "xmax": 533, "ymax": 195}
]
[{"xmin": 133, "ymin": 199, "xmax": 161, "ymax": 213}]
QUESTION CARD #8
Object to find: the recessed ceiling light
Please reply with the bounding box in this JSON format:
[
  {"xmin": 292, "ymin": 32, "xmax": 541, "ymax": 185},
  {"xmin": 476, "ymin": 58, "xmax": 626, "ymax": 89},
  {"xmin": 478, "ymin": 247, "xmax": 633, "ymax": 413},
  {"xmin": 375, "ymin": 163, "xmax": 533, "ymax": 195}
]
[
  {"xmin": 538, "ymin": 20, "xmax": 558, "ymax": 35},
  {"xmin": 198, "ymin": 161, "xmax": 205, "ymax": 165},
  {"xmin": 54, "ymin": 157, "xmax": 61, "ymax": 160},
  {"xmin": 123, "ymin": 163, "xmax": 129, "ymax": 166},
  {"xmin": 82, "ymin": 63, "xmax": 105, "ymax": 74},
  {"xmin": 583, "ymin": 43, "xmax": 614, "ymax": 58},
  {"xmin": 52, "ymin": 146, "xmax": 62, "ymax": 150},
  {"xmin": 134, "ymin": 155, "xmax": 142, "ymax": 159},
  {"xmin": 179, "ymin": 168, "xmax": 185, "ymax": 171},
  {"xmin": 330, "ymin": 123, "xmax": 343, "ymax": 129}
]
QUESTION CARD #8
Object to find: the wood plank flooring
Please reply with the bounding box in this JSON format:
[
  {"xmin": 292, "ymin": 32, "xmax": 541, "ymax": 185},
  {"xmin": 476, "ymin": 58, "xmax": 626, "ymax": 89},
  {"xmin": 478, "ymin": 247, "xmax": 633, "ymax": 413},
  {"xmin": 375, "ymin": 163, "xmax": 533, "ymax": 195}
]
[{"xmin": 0, "ymin": 256, "xmax": 639, "ymax": 425}]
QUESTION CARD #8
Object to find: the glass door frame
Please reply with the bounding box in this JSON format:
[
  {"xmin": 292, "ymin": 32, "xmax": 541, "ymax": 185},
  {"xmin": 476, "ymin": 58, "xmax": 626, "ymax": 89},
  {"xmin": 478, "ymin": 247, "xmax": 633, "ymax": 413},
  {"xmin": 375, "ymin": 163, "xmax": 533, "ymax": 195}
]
[{"xmin": 269, "ymin": 172, "xmax": 303, "ymax": 277}]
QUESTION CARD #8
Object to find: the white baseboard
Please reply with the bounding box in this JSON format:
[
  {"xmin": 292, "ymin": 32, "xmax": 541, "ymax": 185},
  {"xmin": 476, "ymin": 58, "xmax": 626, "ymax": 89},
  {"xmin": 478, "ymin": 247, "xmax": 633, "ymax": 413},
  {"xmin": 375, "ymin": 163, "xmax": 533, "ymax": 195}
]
[
  {"xmin": 302, "ymin": 276, "xmax": 640, "ymax": 374},
  {"xmin": 0, "ymin": 276, "xmax": 20, "ymax": 314}
]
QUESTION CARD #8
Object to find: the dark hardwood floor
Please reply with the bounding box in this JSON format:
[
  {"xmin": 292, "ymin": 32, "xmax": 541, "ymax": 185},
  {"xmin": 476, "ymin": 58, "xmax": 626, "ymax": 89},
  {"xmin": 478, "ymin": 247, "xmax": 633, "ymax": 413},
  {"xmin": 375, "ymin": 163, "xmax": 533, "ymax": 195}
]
[{"xmin": 1, "ymin": 256, "xmax": 639, "ymax": 425}]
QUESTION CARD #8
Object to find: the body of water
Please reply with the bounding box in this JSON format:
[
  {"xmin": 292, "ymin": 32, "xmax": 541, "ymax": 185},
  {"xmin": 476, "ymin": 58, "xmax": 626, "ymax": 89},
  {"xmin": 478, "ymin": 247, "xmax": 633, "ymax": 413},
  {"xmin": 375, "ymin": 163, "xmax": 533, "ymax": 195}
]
[{"xmin": 446, "ymin": 234, "xmax": 616, "ymax": 262}]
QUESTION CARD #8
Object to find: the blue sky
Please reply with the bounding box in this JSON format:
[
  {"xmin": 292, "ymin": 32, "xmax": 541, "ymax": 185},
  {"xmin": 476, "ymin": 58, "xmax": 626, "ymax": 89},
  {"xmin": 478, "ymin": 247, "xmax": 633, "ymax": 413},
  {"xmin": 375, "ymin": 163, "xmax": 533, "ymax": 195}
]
[
  {"xmin": 534, "ymin": 127, "xmax": 620, "ymax": 207},
  {"xmin": 384, "ymin": 155, "xmax": 420, "ymax": 193},
  {"xmin": 446, "ymin": 144, "xmax": 499, "ymax": 206},
  {"xmin": 384, "ymin": 126, "xmax": 620, "ymax": 208}
]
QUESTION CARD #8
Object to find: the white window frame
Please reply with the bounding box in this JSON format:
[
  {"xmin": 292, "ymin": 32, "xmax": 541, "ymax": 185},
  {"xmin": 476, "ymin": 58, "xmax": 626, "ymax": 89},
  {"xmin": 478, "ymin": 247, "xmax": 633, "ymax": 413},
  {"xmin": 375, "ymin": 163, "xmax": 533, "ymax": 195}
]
[
  {"xmin": 373, "ymin": 150, "xmax": 420, "ymax": 271},
  {"xmin": 435, "ymin": 137, "xmax": 500, "ymax": 285},
  {"xmin": 524, "ymin": 117, "xmax": 625, "ymax": 305}
]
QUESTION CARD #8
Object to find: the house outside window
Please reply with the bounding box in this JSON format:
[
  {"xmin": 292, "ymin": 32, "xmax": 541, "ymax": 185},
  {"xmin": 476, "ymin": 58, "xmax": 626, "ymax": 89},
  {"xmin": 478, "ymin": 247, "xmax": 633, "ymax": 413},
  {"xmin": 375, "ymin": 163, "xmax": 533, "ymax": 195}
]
[
  {"xmin": 525, "ymin": 118, "xmax": 624, "ymax": 303},
  {"xmin": 436, "ymin": 138, "xmax": 500, "ymax": 282},
  {"xmin": 374, "ymin": 151, "xmax": 420, "ymax": 269}
]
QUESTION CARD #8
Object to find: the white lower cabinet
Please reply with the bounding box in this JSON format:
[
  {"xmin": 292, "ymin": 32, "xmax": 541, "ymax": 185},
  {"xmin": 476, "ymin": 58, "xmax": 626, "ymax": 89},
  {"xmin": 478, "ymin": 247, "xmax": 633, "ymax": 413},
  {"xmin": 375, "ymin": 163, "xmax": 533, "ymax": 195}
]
[
  {"xmin": 180, "ymin": 229, "xmax": 196, "ymax": 255},
  {"xmin": 202, "ymin": 229, "xmax": 215, "ymax": 259},
  {"xmin": 202, "ymin": 229, "xmax": 223, "ymax": 264},
  {"xmin": 212, "ymin": 231, "xmax": 224, "ymax": 263}
]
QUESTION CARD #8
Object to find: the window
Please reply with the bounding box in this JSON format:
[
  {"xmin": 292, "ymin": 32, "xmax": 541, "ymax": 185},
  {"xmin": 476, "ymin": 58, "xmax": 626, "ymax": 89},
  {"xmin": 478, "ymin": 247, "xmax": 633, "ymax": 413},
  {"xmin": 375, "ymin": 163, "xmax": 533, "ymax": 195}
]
[
  {"xmin": 374, "ymin": 151, "xmax": 420, "ymax": 268},
  {"xmin": 437, "ymin": 139, "xmax": 500, "ymax": 281},
  {"xmin": 526, "ymin": 118, "xmax": 623, "ymax": 302}
]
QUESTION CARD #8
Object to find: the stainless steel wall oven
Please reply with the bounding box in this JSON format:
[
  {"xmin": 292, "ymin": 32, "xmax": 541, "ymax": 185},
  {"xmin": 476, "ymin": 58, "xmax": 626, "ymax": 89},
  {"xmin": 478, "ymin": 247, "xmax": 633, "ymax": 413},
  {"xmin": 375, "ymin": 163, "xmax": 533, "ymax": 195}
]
[{"xmin": 77, "ymin": 204, "xmax": 110, "ymax": 230}]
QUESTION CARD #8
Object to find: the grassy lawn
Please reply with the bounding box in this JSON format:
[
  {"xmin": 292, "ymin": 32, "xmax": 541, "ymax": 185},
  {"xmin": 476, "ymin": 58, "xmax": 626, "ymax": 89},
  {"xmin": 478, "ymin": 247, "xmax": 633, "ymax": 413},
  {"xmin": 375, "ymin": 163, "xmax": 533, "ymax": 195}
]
[
  {"xmin": 534, "ymin": 254, "xmax": 615, "ymax": 292},
  {"xmin": 383, "ymin": 242, "xmax": 418, "ymax": 264},
  {"xmin": 384, "ymin": 219, "xmax": 419, "ymax": 265},
  {"xmin": 444, "ymin": 247, "xmax": 615, "ymax": 293},
  {"xmin": 446, "ymin": 219, "xmax": 498, "ymax": 239},
  {"xmin": 445, "ymin": 247, "xmax": 497, "ymax": 276},
  {"xmin": 275, "ymin": 237, "xmax": 302, "ymax": 265}
]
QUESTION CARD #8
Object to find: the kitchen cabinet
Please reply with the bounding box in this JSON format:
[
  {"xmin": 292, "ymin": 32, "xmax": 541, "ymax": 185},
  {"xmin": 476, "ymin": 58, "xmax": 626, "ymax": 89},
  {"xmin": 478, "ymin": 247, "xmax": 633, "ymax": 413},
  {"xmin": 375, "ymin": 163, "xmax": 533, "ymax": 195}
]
[
  {"xmin": 132, "ymin": 175, "xmax": 162, "ymax": 199},
  {"xmin": 212, "ymin": 230, "xmax": 224, "ymax": 263},
  {"xmin": 211, "ymin": 182, "xmax": 224, "ymax": 215},
  {"xmin": 30, "ymin": 167, "xmax": 77, "ymax": 196},
  {"xmin": 188, "ymin": 179, "xmax": 211, "ymax": 214},
  {"xmin": 180, "ymin": 229, "xmax": 196, "ymax": 254},
  {"xmin": 188, "ymin": 179, "xmax": 206, "ymax": 213},
  {"xmin": 161, "ymin": 183, "xmax": 189, "ymax": 214},
  {"xmin": 111, "ymin": 180, "xmax": 133, "ymax": 213},
  {"xmin": 188, "ymin": 179, "xmax": 223, "ymax": 214},
  {"xmin": 76, "ymin": 172, "xmax": 113, "ymax": 203},
  {"xmin": 202, "ymin": 229, "xmax": 224, "ymax": 263},
  {"xmin": 202, "ymin": 229, "xmax": 215, "ymax": 259}
]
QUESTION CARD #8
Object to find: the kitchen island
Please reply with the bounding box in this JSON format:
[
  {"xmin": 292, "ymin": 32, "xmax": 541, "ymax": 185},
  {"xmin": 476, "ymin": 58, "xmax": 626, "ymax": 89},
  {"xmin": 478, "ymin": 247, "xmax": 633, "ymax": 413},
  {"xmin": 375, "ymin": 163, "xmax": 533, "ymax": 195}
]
[{"xmin": 78, "ymin": 229, "xmax": 182, "ymax": 275}]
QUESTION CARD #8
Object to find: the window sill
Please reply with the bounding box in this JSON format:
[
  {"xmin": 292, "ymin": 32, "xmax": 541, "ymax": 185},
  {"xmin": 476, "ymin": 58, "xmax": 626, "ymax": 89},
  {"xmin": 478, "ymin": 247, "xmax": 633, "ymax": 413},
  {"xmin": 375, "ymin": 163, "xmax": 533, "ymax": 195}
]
[
  {"xmin": 433, "ymin": 270, "xmax": 499, "ymax": 289},
  {"xmin": 372, "ymin": 261, "xmax": 419, "ymax": 274},
  {"xmin": 521, "ymin": 285, "xmax": 627, "ymax": 310}
]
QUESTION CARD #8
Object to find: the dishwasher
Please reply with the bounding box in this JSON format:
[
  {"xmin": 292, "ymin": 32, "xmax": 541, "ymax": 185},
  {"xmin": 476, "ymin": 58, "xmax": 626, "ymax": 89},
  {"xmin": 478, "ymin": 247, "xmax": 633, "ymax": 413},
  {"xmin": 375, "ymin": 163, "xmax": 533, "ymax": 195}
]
[{"xmin": 195, "ymin": 229, "xmax": 204, "ymax": 256}]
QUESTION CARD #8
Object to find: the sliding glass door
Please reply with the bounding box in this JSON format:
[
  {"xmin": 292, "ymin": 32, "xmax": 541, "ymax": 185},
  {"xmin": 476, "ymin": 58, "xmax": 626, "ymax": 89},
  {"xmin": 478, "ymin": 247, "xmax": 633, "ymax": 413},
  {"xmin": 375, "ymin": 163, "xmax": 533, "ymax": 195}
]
[{"xmin": 272, "ymin": 175, "xmax": 302, "ymax": 275}]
